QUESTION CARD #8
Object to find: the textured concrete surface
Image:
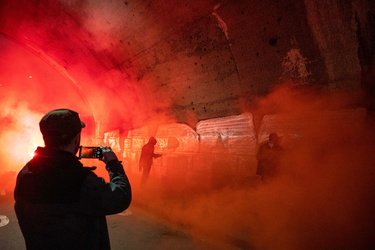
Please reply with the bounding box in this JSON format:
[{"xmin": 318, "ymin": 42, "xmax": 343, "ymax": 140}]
[{"xmin": 1, "ymin": 0, "xmax": 374, "ymax": 132}]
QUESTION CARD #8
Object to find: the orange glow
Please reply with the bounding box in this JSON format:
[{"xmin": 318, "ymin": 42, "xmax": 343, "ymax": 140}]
[
  {"xmin": 0, "ymin": 14, "xmax": 373, "ymax": 250},
  {"xmin": 125, "ymin": 85, "xmax": 375, "ymax": 250},
  {"xmin": 29, "ymin": 144, "xmax": 39, "ymax": 158},
  {"xmin": 0, "ymin": 35, "xmax": 94, "ymax": 174},
  {"xmin": 0, "ymin": 34, "xmax": 97, "ymax": 201},
  {"xmin": 5, "ymin": 108, "xmax": 43, "ymax": 168}
]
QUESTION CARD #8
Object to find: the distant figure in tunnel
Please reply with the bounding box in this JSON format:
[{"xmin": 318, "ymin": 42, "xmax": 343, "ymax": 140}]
[
  {"xmin": 256, "ymin": 133, "xmax": 284, "ymax": 181},
  {"xmin": 14, "ymin": 109, "xmax": 132, "ymax": 250},
  {"xmin": 139, "ymin": 137, "xmax": 162, "ymax": 185}
]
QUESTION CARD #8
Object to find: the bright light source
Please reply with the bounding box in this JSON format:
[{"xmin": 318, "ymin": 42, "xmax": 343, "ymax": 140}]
[{"xmin": 29, "ymin": 144, "xmax": 38, "ymax": 158}]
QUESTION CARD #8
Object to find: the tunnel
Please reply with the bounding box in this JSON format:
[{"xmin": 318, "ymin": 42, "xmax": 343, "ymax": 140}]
[{"xmin": 1, "ymin": 0, "xmax": 375, "ymax": 249}]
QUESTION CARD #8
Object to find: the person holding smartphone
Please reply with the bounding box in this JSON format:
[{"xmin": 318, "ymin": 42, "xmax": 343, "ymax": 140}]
[{"xmin": 14, "ymin": 109, "xmax": 132, "ymax": 250}]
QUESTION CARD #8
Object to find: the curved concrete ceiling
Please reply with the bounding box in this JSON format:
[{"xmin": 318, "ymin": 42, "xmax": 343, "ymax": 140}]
[{"xmin": 0, "ymin": 0, "xmax": 374, "ymax": 135}]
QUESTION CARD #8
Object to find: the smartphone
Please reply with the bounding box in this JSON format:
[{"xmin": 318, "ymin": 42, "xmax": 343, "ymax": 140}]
[{"xmin": 79, "ymin": 146, "xmax": 103, "ymax": 159}]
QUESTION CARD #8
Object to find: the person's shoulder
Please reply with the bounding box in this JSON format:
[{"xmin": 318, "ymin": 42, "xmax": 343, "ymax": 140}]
[
  {"xmin": 77, "ymin": 167, "xmax": 97, "ymax": 179},
  {"xmin": 81, "ymin": 171, "xmax": 103, "ymax": 187}
]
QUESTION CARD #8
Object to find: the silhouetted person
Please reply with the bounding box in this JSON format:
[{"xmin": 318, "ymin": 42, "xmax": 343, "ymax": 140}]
[
  {"xmin": 256, "ymin": 133, "xmax": 283, "ymax": 181},
  {"xmin": 139, "ymin": 137, "xmax": 162, "ymax": 185},
  {"xmin": 14, "ymin": 109, "xmax": 132, "ymax": 250}
]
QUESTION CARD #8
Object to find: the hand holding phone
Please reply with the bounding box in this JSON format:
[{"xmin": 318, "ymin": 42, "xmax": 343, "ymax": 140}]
[
  {"xmin": 99, "ymin": 146, "xmax": 118, "ymax": 163},
  {"xmin": 79, "ymin": 146, "xmax": 103, "ymax": 159},
  {"xmin": 79, "ymin": 146, "xmax": 118, "ymax": 163}
]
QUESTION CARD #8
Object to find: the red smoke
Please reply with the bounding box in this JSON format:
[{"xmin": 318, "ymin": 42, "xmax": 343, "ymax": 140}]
[
  {"xmin": 130, "ymin": 85, "xmax": 375, "ymax": 250},
  {"xmin": 0, "ymin": 34, "xmax": 94, "ymax": 195}
]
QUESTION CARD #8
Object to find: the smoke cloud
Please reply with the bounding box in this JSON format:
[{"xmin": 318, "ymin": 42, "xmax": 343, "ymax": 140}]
[
  {"xmin": 1, "ymin": 27, "xmax": 374, "ymax": 250},
  {"xmin": 131, "ymin": 85, "xmax": 375, "ymax": 250},
  {"xmin": 0, "ymin": 35, "xmax": 93, "ymax": 195}
]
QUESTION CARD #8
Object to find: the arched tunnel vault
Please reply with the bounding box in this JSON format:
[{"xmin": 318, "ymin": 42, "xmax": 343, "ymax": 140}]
[
  {"xmin": 1, "ymin": 0, "xmax": 374, "ymax": 136},
  {"xmin": 1, "ymin": 1, "xmax": 375, "ymax": 249}
]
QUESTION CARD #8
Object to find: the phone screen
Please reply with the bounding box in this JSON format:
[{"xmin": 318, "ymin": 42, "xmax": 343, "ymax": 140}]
[{"xmin": 79, "ymin": 146, "xmax": 101, "ymax": 158}]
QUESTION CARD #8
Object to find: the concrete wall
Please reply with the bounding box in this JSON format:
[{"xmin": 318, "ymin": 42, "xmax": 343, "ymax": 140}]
[{"xmin": 0, "ymin": 0, "xmax": 373, "ymax": 134}]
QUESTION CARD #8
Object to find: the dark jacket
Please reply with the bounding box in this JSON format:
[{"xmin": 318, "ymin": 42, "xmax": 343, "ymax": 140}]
[{"xmin": 14, "ymin": 147, "xmax": 132, "ymax": 250}]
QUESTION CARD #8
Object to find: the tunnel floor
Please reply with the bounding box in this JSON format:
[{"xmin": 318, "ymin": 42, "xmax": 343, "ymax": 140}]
[{"xmin": 0, "ymin": 196, "xmax": 239, "ymax": 250}]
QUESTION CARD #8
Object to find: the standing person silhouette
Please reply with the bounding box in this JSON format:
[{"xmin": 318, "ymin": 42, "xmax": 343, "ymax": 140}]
[
  {"xmin": 14, "ymin": 109, "xmax": 132, "ymax": 250},
  {"xmin": 139, "ymin": 137, "xmax": 162, "ymax": 185},
  {"xmin": 256, "ymin": 133, "xmax": 284, "ymax": 181}
]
